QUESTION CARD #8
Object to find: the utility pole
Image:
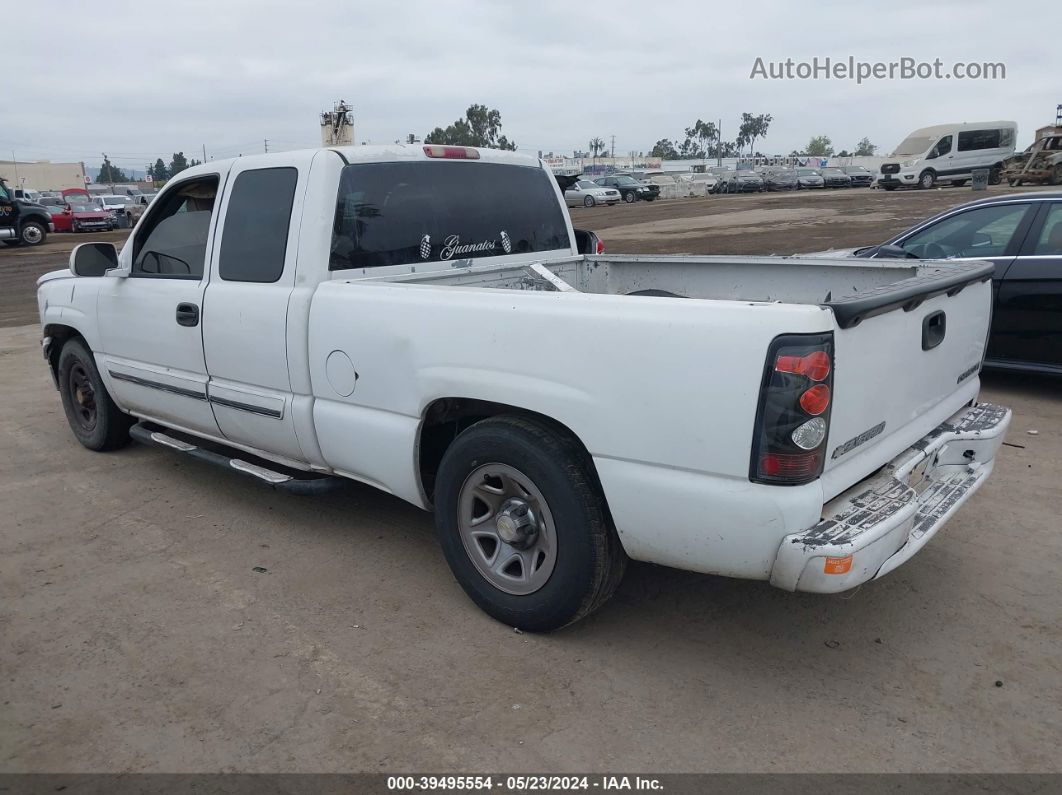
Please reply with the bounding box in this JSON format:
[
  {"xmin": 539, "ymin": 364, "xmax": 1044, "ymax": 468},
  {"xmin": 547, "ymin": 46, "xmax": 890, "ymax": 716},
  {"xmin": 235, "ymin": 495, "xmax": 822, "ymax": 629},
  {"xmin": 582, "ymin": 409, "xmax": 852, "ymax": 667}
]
[
  {"xmin": 610, "ymin": 135, "xmax": 615, "ymax": 159},
  {"xmin": 10, "ymin": 151, "xmax": 18, "ymax": 190},
  {"xmin": 264, "ymin": 139, "xmax": 269, "ymax": 154},
  {"xmin": 202, "ymin": 144, "xmax": 207, "ymax": 163},
  {"xmin": 717, "ymin": 118, "xmax": 723, "ymax": 167}
]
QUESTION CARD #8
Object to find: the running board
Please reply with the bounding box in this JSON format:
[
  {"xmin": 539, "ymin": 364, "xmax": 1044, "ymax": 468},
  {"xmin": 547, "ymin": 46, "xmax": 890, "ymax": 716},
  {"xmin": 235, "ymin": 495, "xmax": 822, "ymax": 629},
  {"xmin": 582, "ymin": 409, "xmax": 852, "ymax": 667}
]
[{"xmin": 129, "ymin": 423, "xmax": 341, "ymax": 495}]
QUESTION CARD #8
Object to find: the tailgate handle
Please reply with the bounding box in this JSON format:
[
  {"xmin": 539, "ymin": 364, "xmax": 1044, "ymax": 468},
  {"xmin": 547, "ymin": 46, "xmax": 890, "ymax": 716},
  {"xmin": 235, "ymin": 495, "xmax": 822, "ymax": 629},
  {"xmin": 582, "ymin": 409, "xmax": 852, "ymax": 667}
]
[{"xmin": 922, "ymin": 310, "xmax": 946, "ymax": 350}]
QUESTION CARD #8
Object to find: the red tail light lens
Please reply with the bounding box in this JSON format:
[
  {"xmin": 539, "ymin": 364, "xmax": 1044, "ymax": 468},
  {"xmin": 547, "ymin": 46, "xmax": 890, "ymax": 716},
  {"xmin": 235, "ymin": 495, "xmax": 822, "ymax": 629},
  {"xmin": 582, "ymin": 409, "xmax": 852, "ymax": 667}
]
[
  {"xmin": 595, "ymin": 238, "xmax": 605, "ymax": 255},
  {"xmin": 750, "ymin": 333, "xmax": 834, "ymax": 485},
  {"xmin": 423, "ymin": 145, "xmax": 481, "ymax": 160},
  {"xmin": 759, "ymin": 452, "xmax": 822, "ymax": 479},
  {"xmin": 775, "ymin": 350, "xmax": 831, "ymax": 381},
  {"xmin": 799, "ymin": 384, "xmax": 831, "ymax": 415}
]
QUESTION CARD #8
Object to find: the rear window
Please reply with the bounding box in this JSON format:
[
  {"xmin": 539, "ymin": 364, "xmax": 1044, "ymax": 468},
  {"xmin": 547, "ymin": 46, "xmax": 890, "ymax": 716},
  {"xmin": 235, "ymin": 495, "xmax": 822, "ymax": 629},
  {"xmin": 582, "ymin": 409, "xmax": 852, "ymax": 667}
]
[{"xmin": 329, "ymin": 161, "xmax": 571, "ymax": 270}]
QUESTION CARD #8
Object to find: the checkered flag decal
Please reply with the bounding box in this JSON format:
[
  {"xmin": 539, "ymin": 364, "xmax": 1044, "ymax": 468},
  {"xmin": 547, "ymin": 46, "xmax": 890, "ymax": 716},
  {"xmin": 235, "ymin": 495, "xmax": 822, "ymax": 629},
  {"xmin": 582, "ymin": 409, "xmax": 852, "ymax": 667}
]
[
  {"xmin": 419, "ymin": 234, "xmax": 431, "ymax": 259},
  {"xmin": 500, "ymin": 230, "xmax": 511, "ymax": 254}
]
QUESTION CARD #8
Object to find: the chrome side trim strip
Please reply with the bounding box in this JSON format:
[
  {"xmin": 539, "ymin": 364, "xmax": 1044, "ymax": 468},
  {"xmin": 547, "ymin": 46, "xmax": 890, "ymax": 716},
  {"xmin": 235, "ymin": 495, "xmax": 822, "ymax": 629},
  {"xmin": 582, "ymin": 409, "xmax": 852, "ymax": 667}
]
[{"xmin": 108, "ymin": 370, "xmax": 207, "ymax": 401}]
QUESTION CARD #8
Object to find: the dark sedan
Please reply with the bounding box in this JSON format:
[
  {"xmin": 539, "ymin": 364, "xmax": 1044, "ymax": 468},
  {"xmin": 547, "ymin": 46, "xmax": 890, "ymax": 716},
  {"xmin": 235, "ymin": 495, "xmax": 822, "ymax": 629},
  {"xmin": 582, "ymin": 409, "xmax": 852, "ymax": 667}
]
[
  {"xmin": 819, "ymin": 167, "xmax": 852, "ymax": 188},
  {"xmin": 760, "ymin": 168, "xmax": 798, "ymax": 191},
  {"xmin": 804, "ymin": 193, "xmax": 1062, "ymax": 375},
  {"xmin": 722, "ymin": 170, "xmax": 765, "ymax": 193},
  {"xmin": 593, "ymin": 175, "xmax": 658, "ymax": 203},
  {"xmin": 840, "ymin": 165, "xmax": 875, "ymax": 187}
]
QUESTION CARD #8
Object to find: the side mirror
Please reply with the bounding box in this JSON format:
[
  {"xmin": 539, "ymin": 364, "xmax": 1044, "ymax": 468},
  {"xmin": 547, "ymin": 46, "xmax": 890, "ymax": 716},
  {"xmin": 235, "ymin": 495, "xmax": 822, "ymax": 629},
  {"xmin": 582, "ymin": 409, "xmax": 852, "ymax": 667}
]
[
  {"xmin": 869, "ymin": 243, "xmax": 914, "ymax": 260},
  {"xmin": 70, "ymin": 242, "xmax": 120, "ymax": 277}
]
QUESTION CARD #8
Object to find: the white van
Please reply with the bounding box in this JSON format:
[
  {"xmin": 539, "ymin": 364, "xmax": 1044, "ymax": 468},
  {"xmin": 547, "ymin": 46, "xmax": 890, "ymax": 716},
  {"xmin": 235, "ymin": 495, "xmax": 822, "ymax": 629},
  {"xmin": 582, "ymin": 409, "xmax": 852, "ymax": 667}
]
[{"xmin": 878, "ymin": 121, "xmax": 1017, "ymax": 190}]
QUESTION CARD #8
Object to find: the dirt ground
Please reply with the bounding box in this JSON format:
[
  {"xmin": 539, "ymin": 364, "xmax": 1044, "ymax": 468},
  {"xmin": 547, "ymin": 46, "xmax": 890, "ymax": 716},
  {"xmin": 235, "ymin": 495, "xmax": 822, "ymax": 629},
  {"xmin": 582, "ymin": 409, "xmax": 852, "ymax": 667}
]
[{"xmin": 1, "ymin": 186, "xmax": 1060, "ymax": 774}]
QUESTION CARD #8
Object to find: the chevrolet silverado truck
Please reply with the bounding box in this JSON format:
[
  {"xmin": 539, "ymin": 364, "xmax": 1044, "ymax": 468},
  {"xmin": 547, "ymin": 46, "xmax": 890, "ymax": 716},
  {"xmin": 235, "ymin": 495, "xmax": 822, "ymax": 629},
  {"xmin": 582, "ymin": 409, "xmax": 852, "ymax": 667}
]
[{"xmin": 37, "ymin": 144, "xmax": 1011, "ymax": 631}]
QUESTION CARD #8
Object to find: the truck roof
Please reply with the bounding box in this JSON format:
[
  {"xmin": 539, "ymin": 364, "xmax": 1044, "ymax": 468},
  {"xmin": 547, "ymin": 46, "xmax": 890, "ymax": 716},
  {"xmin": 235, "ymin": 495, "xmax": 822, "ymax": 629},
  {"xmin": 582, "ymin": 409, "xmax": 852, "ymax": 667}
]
[{"xmin": 174, "ymin": 144, "xmax": 541, "ymax": 181}]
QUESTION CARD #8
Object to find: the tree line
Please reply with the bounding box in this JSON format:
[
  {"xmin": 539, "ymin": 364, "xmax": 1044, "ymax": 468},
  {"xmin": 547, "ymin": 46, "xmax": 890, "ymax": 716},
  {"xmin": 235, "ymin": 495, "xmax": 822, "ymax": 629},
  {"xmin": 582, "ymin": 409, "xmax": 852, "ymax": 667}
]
[{"xmin": 96, "ymin": 152, "xmax": 203, "ymax": 185}]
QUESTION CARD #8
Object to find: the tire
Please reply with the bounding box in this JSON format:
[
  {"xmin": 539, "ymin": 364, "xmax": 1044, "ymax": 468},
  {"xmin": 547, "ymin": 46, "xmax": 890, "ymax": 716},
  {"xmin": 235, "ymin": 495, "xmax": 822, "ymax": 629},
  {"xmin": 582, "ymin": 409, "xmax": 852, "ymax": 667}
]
[
  {"xmin": 434, "ymin": 415, "xmax": 626, "ymax": 632},
  {"xmin": 1051, "ymin": 164, "xmax": 1062, "ymax": 186},
  {"xmin": 19, "ymin": 220, "xmax": 46, "ymax": 246},
  {"xmin": 918, "ymin": 170, "xmax": 935, "ymax": 190},
  {"xmin": 989, "ymin": 166, "xmax": 1002, "ymax": 185},
  {"xmin": 583, "ymin": 195, "xmax": 595, "ymax": 208},
  {"xmin": 623, "ymin": 191, "xmax": 635, "ymax": 203},
  {"xmin": 951, "ymin": 180, "xmax": 967, "ymax": 187},
  {"xmin": 57, "ymin": 339, "xmax": 133, "ymax": 452}
]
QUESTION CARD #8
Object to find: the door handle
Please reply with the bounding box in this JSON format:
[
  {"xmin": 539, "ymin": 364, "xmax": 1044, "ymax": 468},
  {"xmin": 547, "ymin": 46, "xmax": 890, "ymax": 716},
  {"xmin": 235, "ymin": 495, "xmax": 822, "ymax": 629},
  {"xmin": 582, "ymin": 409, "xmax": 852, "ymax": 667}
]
[
  {"xmin": 922, "ymin": 310, "xmax": 946, "ymax": 350},
  {"xmin": 176, "ymin": 302, "xmax": 200, "ymax": 327}
]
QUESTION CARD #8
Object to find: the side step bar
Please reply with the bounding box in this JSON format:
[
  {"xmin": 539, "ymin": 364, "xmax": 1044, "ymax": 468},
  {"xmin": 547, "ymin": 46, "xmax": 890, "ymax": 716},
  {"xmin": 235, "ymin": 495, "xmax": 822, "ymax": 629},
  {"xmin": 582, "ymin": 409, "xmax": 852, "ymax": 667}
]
[{"xmin": 129, "ymin": 423, "xmax": 341, "ymax": 496}]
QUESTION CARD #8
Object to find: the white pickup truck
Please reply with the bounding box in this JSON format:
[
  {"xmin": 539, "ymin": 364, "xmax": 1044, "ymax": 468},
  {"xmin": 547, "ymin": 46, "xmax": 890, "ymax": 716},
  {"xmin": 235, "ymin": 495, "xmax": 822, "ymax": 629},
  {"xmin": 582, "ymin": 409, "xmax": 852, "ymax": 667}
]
[{"xmin": 37, "ymin": 144, "xmax": 1011, "ymax": 631}]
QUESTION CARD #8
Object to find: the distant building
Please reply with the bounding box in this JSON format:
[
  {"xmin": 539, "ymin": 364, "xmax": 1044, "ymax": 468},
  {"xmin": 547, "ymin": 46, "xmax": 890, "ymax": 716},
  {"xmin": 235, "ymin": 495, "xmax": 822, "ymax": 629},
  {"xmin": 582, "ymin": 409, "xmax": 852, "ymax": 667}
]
[{"xmin": 0, "ymin": 159, "xmax": 86, "ymax": 191}]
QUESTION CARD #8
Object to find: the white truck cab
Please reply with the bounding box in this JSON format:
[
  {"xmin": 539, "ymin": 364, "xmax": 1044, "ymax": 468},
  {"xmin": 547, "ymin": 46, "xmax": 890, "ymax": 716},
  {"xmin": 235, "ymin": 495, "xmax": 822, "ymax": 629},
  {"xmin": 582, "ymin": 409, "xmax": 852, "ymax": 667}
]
[
  {"xmin": 879, "ymin": 120, "xmax": 1017, "ymax": 190},
  {"xmin": 37, "ymin": 144, "xmax": 1010, "ymax": 630}
]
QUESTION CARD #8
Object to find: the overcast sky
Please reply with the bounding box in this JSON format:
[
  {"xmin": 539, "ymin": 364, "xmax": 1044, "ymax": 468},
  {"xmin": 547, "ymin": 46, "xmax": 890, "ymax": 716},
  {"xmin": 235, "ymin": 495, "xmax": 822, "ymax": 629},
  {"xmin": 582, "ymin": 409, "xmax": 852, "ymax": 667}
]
[{"xmin": 4, "ymin": 0, "xmax": 1058, "ymax": 169}]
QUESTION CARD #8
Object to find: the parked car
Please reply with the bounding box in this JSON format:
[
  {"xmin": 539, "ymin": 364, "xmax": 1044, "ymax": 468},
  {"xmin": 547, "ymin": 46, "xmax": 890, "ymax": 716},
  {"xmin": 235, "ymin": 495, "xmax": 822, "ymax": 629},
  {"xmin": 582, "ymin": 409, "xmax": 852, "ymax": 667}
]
[
  {"xmin": 0, "ymin": 178, "xmax": 53, "ymax": 246},
  {"xmin": 840, "ymin": 166, "xmax": 875, "ymax": 187},
  {"xmin": 593, "ymin": 175, "xmax": 657, "ymax": 203},
  {"xmin": 39, "ymin": 144, "xmax": 1009, "ymax": 631},
  {"xmin": 67, "ymin": 200, "xmax": 117, "ymax": 233},
  {"xmin": 564, "ymin": 179, "xmax": 620, "ymax": 208},
  {"xmin": 94, "ymin": 194, "xmax": 145, "ymax": 227},
  {"xmin": 795, "ymin": 168, "xmax": 825, "ymax": 189},
  {"xmin": 38, "ymin": 197, "xmax": 74, "ymax": 233},
  {"xmin": 722, "ymin": 170, "xmax": 765, "ymax": 193},
  {"xmin": 878, "ymin": 121, "xmax": 1016, "ymax": 190},
  {"xmin": 819, "ymin": 167, "xmax": 852, "ymax": 188},
  {"xmin": 14, "ymin": 188, "xmax": 42, "ymax": 203},
  {"xmin": 802, "ymin": 192, "xmax": 1062, "ymax": 374},
  {"xmin": 760, "ymin": 168, "xmax": 798, "ymax": 191}
]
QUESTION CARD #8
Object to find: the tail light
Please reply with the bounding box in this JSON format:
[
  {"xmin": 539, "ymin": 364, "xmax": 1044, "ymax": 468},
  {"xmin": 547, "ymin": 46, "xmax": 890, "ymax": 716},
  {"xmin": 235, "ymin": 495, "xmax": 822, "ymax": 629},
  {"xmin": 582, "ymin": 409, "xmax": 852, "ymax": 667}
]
[
  {"xmin": 750, "ymin": 333, "xmax": 834, "ymax": 485},
  {"xmin": 423, "ymin": 145, "xmax": 480, "ymax": 160},
  {"xmin": 595, "ymin": 238, "xmax": 605, "ymax": 255}
]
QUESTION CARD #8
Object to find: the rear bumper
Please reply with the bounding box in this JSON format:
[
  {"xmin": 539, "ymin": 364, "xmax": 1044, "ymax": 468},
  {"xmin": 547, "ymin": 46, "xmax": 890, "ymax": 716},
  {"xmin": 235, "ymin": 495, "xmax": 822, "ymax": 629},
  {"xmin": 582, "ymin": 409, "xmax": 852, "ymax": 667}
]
[{"xmin": 770, "ymin": 402, "xmax": 1011, "ymax": 593}]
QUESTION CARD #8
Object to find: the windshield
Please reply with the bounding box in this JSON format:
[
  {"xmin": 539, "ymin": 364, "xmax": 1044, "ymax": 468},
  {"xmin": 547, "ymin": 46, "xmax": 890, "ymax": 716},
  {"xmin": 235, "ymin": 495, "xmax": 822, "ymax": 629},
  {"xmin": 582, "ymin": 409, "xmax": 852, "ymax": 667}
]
[
  {"xmin": 796, "ymin": 169, "xmax": 820, "ymax": 176},
  {"xmin": 575, "ymin": 181, "xmax": 596, "ymax": 189},
  {"xmin": 844, "ymin": 167, "xmax": 869, "ymax": 174},
  {"xmin": 821, "ymin": 168, "xmax": 844, "ymax": 175},
  {"xmin": 613, "ymin": 176, "xmax": 640, "ymax": 185},
  {"xmin": 330, "ymin": 161, "xmax": 572, "ymax": 270},
  {"xmin": 104, "ymin": 195, "xmax": 132, "ymax": 204},
  {"xmin": 69, "ymin": 203, "xmax": 96, "ymax": 212},
  {"xmin": 892, "ymin": 135, "xmax": 935, "ymax": 156}
]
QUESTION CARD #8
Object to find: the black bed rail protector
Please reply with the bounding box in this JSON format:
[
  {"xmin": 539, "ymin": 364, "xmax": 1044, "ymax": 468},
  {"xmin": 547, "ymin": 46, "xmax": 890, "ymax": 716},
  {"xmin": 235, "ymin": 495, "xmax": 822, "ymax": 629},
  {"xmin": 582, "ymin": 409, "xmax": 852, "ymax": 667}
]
[{"xmin": 824, "ymin": 260, "xmax": 994, "ymax": 329}]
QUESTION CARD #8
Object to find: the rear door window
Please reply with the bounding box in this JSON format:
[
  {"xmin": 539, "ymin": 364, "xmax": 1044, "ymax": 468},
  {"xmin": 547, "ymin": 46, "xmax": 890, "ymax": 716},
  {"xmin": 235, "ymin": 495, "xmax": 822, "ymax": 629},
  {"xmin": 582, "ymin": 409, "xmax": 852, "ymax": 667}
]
[
  {"xmin": 219, "ymin": 167, "xmax": 298, "ymax": 283},
  {"xmin": 329, "ymin": 162, "xmax": 571, "ymax": 270}
]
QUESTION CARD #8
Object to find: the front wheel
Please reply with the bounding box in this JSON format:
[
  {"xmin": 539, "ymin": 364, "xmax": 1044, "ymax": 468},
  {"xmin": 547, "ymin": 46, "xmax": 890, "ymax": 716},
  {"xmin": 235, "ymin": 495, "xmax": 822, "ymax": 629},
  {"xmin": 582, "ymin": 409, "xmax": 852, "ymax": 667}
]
[
  {"xmin": 434, "ymin": 416, "xmax": 626, "ymax": 632},
  {"xmin": 583, "ymin": 195, "xmax": 595, "ymax": 208},
  {"xmin": 57, "ymin": 339, "xmax": 133, "ymax": 451},
  {"xmin": 19, "ymin": 221, "xmax": 46, "ymax": 246},
  {"xmin": 623, "ymin": 191, "xmax": 635, "ymax": 203},
  {"xmin": 918, "ymin": 170, "xmax": 936, "ymax": 189}
]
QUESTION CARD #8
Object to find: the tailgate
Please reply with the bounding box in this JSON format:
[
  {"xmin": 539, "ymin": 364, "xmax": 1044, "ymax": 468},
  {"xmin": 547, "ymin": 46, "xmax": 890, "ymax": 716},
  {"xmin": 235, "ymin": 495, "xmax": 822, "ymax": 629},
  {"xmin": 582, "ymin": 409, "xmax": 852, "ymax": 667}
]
[{"xmin": 821, "ymin": 261, "xmax": 993, "ymax": 500}]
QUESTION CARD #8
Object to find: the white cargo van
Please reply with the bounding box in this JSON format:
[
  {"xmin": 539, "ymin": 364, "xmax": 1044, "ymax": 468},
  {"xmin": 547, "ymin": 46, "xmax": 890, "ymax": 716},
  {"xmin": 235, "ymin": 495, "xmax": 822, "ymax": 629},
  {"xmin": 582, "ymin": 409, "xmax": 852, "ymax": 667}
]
[{"xmin": 878, "ymin": 121, "xmax": 1017, "ymax": 190}]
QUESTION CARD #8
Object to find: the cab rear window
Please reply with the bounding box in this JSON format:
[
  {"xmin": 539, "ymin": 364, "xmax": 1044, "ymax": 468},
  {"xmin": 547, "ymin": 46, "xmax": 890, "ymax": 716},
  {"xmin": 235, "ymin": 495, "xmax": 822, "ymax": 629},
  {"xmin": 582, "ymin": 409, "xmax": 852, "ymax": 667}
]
[{"xmin": 329, "ymin": 161, "xmax": 571, "ymax": 270}]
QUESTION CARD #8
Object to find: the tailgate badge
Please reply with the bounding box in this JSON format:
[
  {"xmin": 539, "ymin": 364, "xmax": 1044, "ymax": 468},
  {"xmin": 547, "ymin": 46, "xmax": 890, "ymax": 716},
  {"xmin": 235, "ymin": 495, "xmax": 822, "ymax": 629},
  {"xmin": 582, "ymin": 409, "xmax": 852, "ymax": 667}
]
[{"xmin": 831, "ymin": 421, "xmax": 886, "ymax": 460}]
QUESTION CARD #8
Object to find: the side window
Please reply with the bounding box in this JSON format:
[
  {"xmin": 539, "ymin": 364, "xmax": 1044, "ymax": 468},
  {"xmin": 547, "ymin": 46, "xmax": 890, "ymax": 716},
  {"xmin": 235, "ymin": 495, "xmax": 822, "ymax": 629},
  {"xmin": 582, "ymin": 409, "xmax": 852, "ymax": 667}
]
[
  {"xmin": 928, "ymin": 135, "xmax": 952, "ymax": 159},
  {"xmin": 219, "ymin": 168, "xmax": 298, "ymax": 283},
  {"xmin": 132, "ymin": 176, "xmax": 219, "ymax": 279},
  {"xmin": 958, "ymin": 129, "xmax": 1001, "ymax": 152},
  {"xmin": 0, "ymin": 183, "xmax": 9, "ymax": 200},
  {"xmin": 901, "ymin": 204, "xmax": 1029, "ymax": 258},
  {"xmin": 1032, "ymin": 205, "xmax": 1062, "ymax": 255}
]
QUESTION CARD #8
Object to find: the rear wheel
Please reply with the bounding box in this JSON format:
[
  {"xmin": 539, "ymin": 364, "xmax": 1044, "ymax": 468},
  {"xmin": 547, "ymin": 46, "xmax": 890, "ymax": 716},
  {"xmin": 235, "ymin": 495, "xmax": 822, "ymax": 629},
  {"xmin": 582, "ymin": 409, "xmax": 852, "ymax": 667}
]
[
  {"xmin": 623, "ymin": 191, "xmax": 635, "ymax": 203},
  {"xmin": 583, "ymin": 195, "xmax": 595, "ymax": 207},
  {"xmin": 434, "ymin": 416, "xmax": 626, "ymax": 632},
  {"xmin": 57, "ymin": 339, "xmax": 133, "ymax": 451}
]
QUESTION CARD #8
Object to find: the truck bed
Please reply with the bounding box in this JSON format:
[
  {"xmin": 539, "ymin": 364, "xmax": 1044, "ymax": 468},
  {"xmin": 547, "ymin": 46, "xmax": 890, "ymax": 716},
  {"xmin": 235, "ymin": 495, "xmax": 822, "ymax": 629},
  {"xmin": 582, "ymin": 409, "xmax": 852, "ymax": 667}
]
[{"xmin": 354, "ymin": 253, "xmax": 989, "ymax": 329}]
